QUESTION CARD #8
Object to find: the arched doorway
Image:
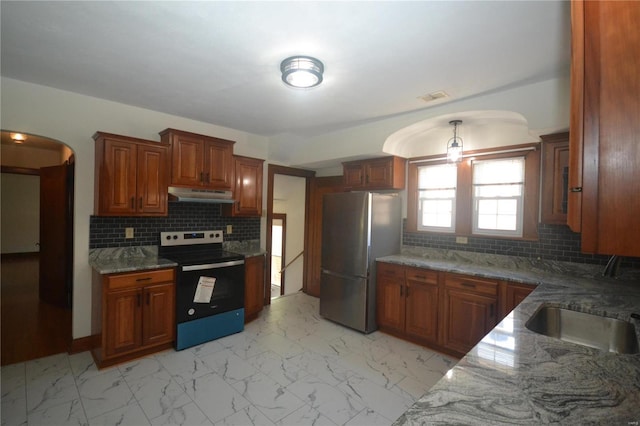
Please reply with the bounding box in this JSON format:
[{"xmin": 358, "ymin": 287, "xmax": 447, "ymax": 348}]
[{"xmin": 1, "ymin": 131, "xmax": 75, "ymax": 365}]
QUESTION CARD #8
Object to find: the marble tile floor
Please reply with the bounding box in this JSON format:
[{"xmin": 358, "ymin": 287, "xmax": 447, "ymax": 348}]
[{"xmin": 1, "ymin": 292, "xmax": 457, "ymax": 426}]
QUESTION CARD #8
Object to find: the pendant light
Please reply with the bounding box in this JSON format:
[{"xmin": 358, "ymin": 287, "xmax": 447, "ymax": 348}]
[
  {"xmin": 280, "ymin": 56, "xmax": 324, "ymax": 88},
  {"xmin": 447, "ymin": 120, "xmax": 463, "ymax": 163}
]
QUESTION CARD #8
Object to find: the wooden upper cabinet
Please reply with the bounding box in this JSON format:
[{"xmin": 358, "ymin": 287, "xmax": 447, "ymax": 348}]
[
  {"xmin": 160, "ymin": 128, "xmax": 235, "ymax": 190},
  {"xmin": 541, "ymin": 132, "xmax": 570, "ymax": 224},
  {"xmin": 94, "ymin": 132, "xmax": 169, "ymax": 216},
  {"xmin": 569, "ymin": 1, "xmax": 640, "ymax": 256},
  {"xmin": 343, "ymin": 156, "xmax": 406, "ymax": 190},
  {"xmin": 222, "ymin": 155, "xmax": 264, "ymax": 217}
]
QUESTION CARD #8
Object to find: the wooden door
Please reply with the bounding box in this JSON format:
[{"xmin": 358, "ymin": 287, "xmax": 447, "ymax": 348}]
[
  {"xmin": 232, "ymin": 156, "xmax": 263, "ymax": 216},
  {"xmin": 102, "ymin": 139, "xmax": 137, "ymax": 215},
  {"xmin": 171, "ymin": 133, "xmax": 204, "ymax": 187},
  {"xmin": 136, "ymin": 144, "xmax": 169, "ymax": 215},
  {"xmin": 142, "ymin": 283, "xmax": 175, "ymax": 346},
  {"xmin": 203, "ymin": 139, "xmax": 234, "ymax": 189},
  {"xmin": 244, "ymin": 254, "xmax": 265, "ymax": 322},
  {"xmin": 376, "ymin": 264, "xmax": 405, "ymax": 333},
  {"xmin": 443, "ymin": 289, "xmax": 497, "ymax": 354},
  {"xmin": 579, "ymin": 1, "xmax": 640, "ymax": 256},
  {"xmin": 502, "ymin": 282, "xmax": 536, "ymax": 318},
  {"xmin": 303, "ymin": 176, "xmax": 344, "ymax": 297},
  {"xmin": 105, "ymin": 288, "xmax": 142, "ymax": 356},
  {"xmin": 365, "ymin": 158, "xmax": 393, "ymax": 188},
  {"xmin": 39, "ymin": 163, "xmax": 72, "ymax": 308},
  {"xmin": 343, "ymin": 163, "xmax": 364, "ymax": 188},
  {"xmin": 404, "ymin": 268, "xmax": 439, "ymax": 343}
]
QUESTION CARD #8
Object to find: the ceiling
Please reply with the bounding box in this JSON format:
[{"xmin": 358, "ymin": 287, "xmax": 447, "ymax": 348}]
[{"xmin": 0, "ymin": 1, "xmax": 570, "ymax": 139}]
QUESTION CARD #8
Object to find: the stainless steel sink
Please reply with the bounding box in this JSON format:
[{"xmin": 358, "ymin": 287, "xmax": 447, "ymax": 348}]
[{"xmin": 525, "ymin": 306, "xmax": 639, "ymax": 354}]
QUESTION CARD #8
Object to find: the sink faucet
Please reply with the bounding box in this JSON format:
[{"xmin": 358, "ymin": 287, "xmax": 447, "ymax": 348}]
[{"xmin": 602, "ymin": 255, "xmax": 622, "ymax": 277}]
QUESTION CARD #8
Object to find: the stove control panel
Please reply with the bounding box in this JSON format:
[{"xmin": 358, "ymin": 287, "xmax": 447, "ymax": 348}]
[{"xmin": 160, "ymin": 230, "xmax": 223, "ymax": 246}]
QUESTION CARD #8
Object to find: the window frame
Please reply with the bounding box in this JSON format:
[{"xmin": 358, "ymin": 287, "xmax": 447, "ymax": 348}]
[
  {"xmin": 407, "ymin": 143, "xmax": 540, "ymax": 241},
  {"xmin": 416, "ymin": 163, "xmax": 458, "ymax": 233}
]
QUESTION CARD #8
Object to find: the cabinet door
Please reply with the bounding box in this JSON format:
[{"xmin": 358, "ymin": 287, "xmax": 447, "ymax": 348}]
[
  {"xmin": 376, "ymin": 263, "xmax": 405, "ymax": 332},
  {"xmin": 203, "ymin": 139, "xmax": 234, "ymax": 189},
  {"xmin": 405, "ymin": 269, "xmax": 439, "ymax": 343},
  {"xmin": 244, "ymin": 254, "xmax": 265, "ymax": 322},
  {"xmin": 142, "ymin": 283, "xmax": 175, "ymax": 347},
  {"xmin": 541, "ymin": 133, "xmax": 570, "ymax": 224},
  {"xmin": 101, "ymin": 139, "xmax": 137, "ymax": 215},
  {"xmin": 365, "ymin": 158, "xmax": 394, "ymax": 188},
  {"xmin": 227, "ymin": 156, "xmax": 263, "ymax": 217},
  {"xmin": 137, "ymin": 144, "xmax": 169, "ymax": 215},
  {"xmin": 571, "ymin": 1, "xmax": 640, "ymax": 256},
  {"xmin": 105, "ymin": 288, "xmax": 142, "ymax": 356},
  {"xmin": 171, "ymin": 133, "xmax": 204, "ymax": 186},
  {"xmin": 343, "ymin": 163, "xmax": 364, "ymax": 188},
  {"xmin": 443, "ymin": 289, "xmax": 497, "ymax": 354}
]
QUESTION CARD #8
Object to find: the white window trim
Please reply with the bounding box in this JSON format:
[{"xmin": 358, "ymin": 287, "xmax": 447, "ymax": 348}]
[
  {"xmin": 418, "ymin": 195, "xmax": 457, "ymax": 233},
  {"xmin": 472, "ymin": 194, "xmax": 524, "ymax": 237}
]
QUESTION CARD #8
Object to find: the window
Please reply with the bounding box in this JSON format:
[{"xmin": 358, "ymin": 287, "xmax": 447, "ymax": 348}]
[
  {"xmin": 417, "ymin": 164, "xmax": 457, "ymax": 232},
  {"xmin": 407, "ymin": 143, "xmax": 540, "ymax": 240},
  {"xmin": 473, "ymin": 157, "xmax": 525, "ymax": 237}
]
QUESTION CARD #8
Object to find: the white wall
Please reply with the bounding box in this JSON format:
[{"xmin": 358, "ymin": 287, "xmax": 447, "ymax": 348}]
[
  {"xmin": 1, "ymin": 173, "xmax": 40, "ymax": 253},
  {"xmin": 1, "ymin": 143, "xmax": 65, "ymax": 169},
  {"xmin": 1, "ymin": 77, "xmax": 269, "ymax": 339},
  {"xmin": 273, "ymin": 174, "xmax": 306, "ymax": 295},
  {"xmin": 271, "ymin": 76, "xmax": 570, "ymax": 169}
]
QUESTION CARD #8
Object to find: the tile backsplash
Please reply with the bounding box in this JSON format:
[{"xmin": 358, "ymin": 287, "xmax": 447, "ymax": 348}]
[
  {"xmin": 403, "ymin": 221, "xmax": 640, "ymax": 269},
  {"xmin": 90, "ymin": 202, "xmax": 260, "ymax": 249}
]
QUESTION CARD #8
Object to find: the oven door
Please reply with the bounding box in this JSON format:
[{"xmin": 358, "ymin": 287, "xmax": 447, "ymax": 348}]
[{"xmin": 176, "ymin": 259, "xmax": 245, "ymax": 323}]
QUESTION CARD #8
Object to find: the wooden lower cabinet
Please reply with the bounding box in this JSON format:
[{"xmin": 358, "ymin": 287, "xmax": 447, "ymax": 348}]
[
  {"xmin": 244, "ymin": 254, "xmax": 265, "ymax": 322},
  {"xmin": 442, "ymin": 274, "xmax": 498, "ymax": 355},
  {"xmin": 404, "ymin": 268, "xmax": 439, "ymax": 344},
  {"xmin": 376, "ymin": 263, "xmax": 440, "ymax": 345},
  {"xmin": 92, "ymin": 268, "xmax": 175, "ymax": 368},
  {"xmin": 376, "ymin": 262, "xmax": 531, "ymax": 358},
  {"xmin": 500, "ymin": 281, "xmax": 536, "ymax": 318}
]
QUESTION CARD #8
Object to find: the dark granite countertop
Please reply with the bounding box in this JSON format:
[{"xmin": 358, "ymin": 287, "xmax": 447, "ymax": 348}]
[
  {"xmin": 382, "ymin": 247, "xmax": 640, "ymax": 425},
  {"xmin": 89, "ymin": 246, "xmax": 177, "ymax": 275}
]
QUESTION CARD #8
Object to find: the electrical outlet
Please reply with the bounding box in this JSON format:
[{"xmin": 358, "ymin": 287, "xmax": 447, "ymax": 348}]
[
  {"xmin": 455, "ymin": 236, "xmax": 468, "ymax": 244},
  {"xmin": 125, "ymin": 227, "xmax": 134, "ymax": 239},
  {"xmin": 226, "ymin": 225, "xmax": 233, "ymax": 234}
]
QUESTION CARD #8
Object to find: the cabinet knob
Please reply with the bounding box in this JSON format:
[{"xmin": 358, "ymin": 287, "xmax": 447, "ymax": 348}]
[{"xmin": 570, "ymin": 187, "xmax": 583, "ymax": 193}]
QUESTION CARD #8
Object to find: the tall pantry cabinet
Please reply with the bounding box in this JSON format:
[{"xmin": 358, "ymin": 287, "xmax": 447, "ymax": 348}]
[{"xmin": 568, "ymin": 0, "xmax": 640, "ymax": 257}]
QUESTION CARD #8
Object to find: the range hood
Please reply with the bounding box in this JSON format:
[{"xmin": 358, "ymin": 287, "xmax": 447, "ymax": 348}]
[{"xmin": 168, "ymin": 186, "xmax": 235, "ymax": 203}]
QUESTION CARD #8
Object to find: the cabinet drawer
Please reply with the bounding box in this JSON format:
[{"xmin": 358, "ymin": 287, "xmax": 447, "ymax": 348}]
[
  {"xmin": 106, "ymin": 268, "xmax": 175, "ymax": 291},
  {"xmin": 444, "ymin": 273, "xmax": 497, "ymax": 296},
  {"xmin": 377, "ymin": 262, "xmax": 404, "ymax": 278},
  {"xmin": 405, "ymin": 267, "xmax": 438, "ymax": 285}
]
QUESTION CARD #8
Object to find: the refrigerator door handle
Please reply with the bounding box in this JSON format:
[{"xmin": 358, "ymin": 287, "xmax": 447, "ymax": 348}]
[{"xmin": 321, "ymin": 269, "xmax": 368, "ymax": 281}]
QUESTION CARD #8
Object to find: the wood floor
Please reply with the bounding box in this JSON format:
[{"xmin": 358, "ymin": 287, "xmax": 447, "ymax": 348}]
[{"xmin": 1, "ymin": 254, "xmax": 71, "ymax": 366}]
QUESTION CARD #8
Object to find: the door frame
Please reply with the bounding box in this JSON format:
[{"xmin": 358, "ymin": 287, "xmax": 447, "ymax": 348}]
[
  {"xmin": 265, "ymin": 165, "xmax": 315, "ymax": 306},
  {"xmin": 271, "ymin": 213, "xmax": 286, "ymax": 296}
]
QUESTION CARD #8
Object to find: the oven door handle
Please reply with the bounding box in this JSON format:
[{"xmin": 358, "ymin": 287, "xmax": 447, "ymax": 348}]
[{"xmin": 181, "ymin": 260, "xmax": 245, "ymax": 272}]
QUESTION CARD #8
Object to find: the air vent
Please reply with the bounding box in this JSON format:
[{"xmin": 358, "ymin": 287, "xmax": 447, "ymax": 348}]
[{"xmin": 418, "ymin": 91, "xmax": 449, "ymax": 103}]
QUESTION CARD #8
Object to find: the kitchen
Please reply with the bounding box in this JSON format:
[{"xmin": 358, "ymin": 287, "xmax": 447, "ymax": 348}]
[{"xmin": 1, "ymin": 1, "xmax": 639, "ymax": 425}]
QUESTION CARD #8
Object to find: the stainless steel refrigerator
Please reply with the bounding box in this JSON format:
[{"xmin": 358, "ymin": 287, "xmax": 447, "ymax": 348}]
[{"xmin": 320, "ymin": 192, "xmax": 402, "ymax": 333}]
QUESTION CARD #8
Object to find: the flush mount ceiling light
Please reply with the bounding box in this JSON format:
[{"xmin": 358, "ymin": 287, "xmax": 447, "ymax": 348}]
[
  {"xmin": 447, "ymin": 120, "xmax": 464, "ymax": 164},
  {"xmin": 10, "ymin": 133, "xmax": 27, "ymax": 144},
  {"xmin": 280, "ymin": 56, "xmax": 324, "ymax": 88}
]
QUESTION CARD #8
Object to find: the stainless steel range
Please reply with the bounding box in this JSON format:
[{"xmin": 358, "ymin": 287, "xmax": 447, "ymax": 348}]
[{"xmin": 159, "ymin": 230, "xmax": 245, "ymax": 350}]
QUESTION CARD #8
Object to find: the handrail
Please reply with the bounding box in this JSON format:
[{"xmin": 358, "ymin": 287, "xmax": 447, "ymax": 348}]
[{"xmin": 279, "ymin": 251, "xmax": 304, "ymax": 273}]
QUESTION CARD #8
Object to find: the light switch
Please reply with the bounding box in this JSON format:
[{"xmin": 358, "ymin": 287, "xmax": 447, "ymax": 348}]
[
  {"xmin": 455, "ymin": 236, "xmax": 468, "ymax": 244},
  {"xmin": 125, "ymin": 227, "xmax": 134, "ymax": 239},
  {"xmin": 226, "ymin": 225, "xmax": 233, "ymax": 234}
]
